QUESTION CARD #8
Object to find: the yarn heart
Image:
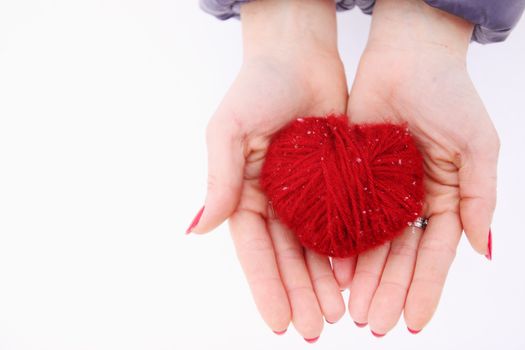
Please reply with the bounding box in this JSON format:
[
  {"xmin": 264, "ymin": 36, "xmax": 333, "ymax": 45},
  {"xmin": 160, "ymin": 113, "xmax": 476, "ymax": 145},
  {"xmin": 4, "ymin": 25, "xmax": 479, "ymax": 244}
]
[{"xmin": 260, "ymin": 116, "xmax": 424, "ymax": 258}]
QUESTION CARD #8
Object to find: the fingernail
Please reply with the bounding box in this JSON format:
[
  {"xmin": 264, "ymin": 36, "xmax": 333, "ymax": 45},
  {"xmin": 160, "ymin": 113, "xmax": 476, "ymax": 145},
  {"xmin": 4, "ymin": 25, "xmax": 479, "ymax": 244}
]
[
  {"xmin": 485, "ymin": 229, "xmax": 492, "ymax": 261},
  {"xmin": 304, "ymin": 336, "xmax": 319, "ymax": 344},
  {"xmin": 354, "ymin": 321, "xmax": 367, "ymax": 328},
  {"xmin": 326, "ymin": 319, "xmax": 336, "ymax": 324},
  {"xmin": 407, "ymin": 327, "xmax": 421, "ymax": 334},
  {"xmin": 371, "ymin": 330, "xmax": 385, "ymax": 338},
  {"xmin": 273, "ymin": 329, "xmax": 287, "ymax": 335},
  {"xmin": 185, "ymin": 206, "xmax": 204, "ymax": 234}
]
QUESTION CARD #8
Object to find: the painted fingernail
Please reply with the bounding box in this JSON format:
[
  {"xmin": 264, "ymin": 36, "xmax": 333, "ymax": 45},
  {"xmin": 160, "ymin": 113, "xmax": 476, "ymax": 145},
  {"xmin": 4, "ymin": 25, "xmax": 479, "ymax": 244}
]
[
  {"xmin": 273, "ymin": 329, "xmax": 287, "ymax": 335},
  {"xmin": 354, "ymin": 321, "xmax": 367, "ymax": 328},
  {"xmin": 407, "ymin": 327, "xmax": 421, "ymax": 334},
  {"xmin": 371, "ymin": 330, "xmax": 385, "ymax": 338},
  {"xmin": 185, "ymin": 206, "xmax": 204, "ymax": 234},
  {"xmin": 485, "ymin": 229, "xmax": 492, "ymax": 260},
  {"xmin": 304, "ymin": 336, "xmax": 319, "ymax": 343}
]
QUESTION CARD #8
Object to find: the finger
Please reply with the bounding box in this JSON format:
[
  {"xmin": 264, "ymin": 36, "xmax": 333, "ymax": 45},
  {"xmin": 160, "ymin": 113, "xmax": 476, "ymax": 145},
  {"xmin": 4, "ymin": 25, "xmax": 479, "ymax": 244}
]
[
  {"xmin": 229, "ymin": 210, "xmax": 290, "ymax": 333},
  {"xmin": 459, "ymin": 134, "xmax": 499, "ymax": 257},
  {"xmin": 305, "ymin": 250, "xmax": 345, "ymax": 324},
  {"xmin": 190, "ymin": 118, "xmax": 245, "ymax": 234},
  {"xmin": 347, "ymin": 242, "xmax": 390, "ymax": 326},
  {"xmin": 332, "ymin": 257, "xmax": 357, "ymax": 291},
  {"xmin": 268, "ymin": 219, "xmax": 324, "ymax": 340},
  {"xmin": 368, "ymin": 226, "xmax": 422, "ymax": 335},
  {"xmin": 404, "ymin": 212, "xmax": 462, "ymax": 332}
]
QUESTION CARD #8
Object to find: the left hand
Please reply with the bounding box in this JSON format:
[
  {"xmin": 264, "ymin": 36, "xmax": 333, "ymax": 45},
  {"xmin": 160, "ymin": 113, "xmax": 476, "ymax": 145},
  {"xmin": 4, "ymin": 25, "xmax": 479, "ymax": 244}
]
[
  {"xmin": 333, "ymin": 0, "xmax": 499, "ymax": 335},
  {"xmin": 190, "ymin": 0, "xmax": 348, "ymax": 340}
]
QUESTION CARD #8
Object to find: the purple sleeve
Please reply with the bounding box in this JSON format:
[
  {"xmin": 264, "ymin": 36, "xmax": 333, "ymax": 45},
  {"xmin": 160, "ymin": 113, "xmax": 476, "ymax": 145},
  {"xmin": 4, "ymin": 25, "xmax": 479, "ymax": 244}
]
[
  {"xmin": 198, "ymin": 0, "xmax": 360, "ymax": 20},
  {"xmin": 199, "ymin": 0, "xmax": 525, "ymax": 44},
  {"xmin": 425, "ymin": 0, "xmax": 525, "ymax": 43}
]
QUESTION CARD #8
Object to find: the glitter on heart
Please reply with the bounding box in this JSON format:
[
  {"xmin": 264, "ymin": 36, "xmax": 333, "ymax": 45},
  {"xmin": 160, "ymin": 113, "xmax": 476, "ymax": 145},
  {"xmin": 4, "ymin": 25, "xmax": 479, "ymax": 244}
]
[{"xmin": 260, "ymin": 116, "xmax": 424, "ymax": 258}]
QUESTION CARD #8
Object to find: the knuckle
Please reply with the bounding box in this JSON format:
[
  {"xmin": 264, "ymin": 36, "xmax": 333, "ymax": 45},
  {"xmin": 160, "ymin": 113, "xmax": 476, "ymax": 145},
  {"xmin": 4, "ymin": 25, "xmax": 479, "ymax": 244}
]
[
  {"xmin": 418, "ymin": 238, "xmax": 457, "ymax": 260},
  {"xmin": 206, "ymin": 114, "xmax": 244, "ymax": 143},
  {"xmin": 207, "ymin": 173, "xmax": 239, "ymax": 196},
  {"xmin": 206, "ymin": 174, "xmax": 219, "ymax": 192},
  {"xmin": 286, "ymin": 284, "xmax": 313, "ymax": 298},
  {"xmin": 310, "ymin": 273, "xmax": 334, "ymax": 285},
  {"xmin": 380, "ymin": 279, "xmax": 409, "ymax": 293},
  {"xmin": 353, "ymin": 268, "xmax": 381, "ymax": 282},
  {"xmin": 237, "ymin": 236, "xmax": 274, "ymax": 256},
  {"xmin": 389, "ymin": 241, "xmax": 418, "ymax": 259},
  {"xmin": 276, "ymin": 245, "xmax": 304, "ymax": 263},
  {"xmin": 411, "ymin": 275, "xmax": 445, "ymax": 290},
  {"xmin": 470, "ymin": 128, "xmax": 500, "ymax": 158}
]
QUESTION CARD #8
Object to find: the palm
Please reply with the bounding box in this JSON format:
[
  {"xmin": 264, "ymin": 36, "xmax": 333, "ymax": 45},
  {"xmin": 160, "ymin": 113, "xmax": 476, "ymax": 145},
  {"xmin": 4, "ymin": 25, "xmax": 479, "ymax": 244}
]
[
  {"xmin": 206, "ymin": 55, "xmax": 349, "ymax": 339},
  {"xmin": 332, "ymin": 47, "xmax": 498, "ymax": 334}
]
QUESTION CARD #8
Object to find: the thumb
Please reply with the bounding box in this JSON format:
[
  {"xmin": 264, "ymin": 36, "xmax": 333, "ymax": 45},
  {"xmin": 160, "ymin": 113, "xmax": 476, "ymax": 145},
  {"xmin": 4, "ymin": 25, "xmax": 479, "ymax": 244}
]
[
  {"xmin": 186, "ymin": 118, "xmax": 245, "ymax": 234},
  {"xmin": 458, "ymin": 134, "xmax": 499, "ymax": 259}
]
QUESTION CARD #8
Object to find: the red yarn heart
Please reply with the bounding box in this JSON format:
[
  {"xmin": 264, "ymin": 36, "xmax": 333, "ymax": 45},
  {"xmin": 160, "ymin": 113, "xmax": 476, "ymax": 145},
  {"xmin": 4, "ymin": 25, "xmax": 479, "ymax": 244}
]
[{"xmin": 260, "ymin": 116, "xmax": 424, "ymax": 258}]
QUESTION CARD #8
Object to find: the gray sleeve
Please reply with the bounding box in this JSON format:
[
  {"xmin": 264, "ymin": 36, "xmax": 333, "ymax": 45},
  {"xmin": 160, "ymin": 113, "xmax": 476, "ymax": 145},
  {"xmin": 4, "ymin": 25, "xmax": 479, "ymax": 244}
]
[
  {"xmin": 198, "ymin": 0, "xmax": 360, "ymax": 20},
  {"xmin": 199, "ymin": 0, "xmax": 525, "ymax": 44},
  {"xmin": 425, "ymin": 0, "xmax": 525, "ymax": 43}
]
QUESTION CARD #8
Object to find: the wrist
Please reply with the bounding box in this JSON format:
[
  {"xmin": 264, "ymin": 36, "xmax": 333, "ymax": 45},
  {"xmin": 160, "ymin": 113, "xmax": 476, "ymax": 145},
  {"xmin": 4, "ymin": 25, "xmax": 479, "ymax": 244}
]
[
  {"xmin": 240, "ymin": 0, "xmax": 339, "ymax": 62},
  {"xmin": 367, "ymin": 0, "xmax": 474, "ymax": 60}
]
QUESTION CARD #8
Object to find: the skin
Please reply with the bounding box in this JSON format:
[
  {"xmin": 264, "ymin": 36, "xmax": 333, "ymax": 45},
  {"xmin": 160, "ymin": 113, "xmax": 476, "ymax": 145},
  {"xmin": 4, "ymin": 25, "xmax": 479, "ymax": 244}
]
[
  {"xmin": 192, "ymin": 0, "xmax": 347, "ymax": 340},
  {"xmin": 190, "ymin": 0, "xmax": 498, "ymax": 339},
  {"xmin": 335, "ymin": 0, "xmax": 498, "ymax": 335}
]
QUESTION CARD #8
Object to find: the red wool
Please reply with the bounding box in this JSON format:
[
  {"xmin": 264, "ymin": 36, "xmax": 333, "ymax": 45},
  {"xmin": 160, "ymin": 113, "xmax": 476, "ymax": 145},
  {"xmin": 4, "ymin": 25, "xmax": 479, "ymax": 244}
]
[{"xmin": 260, "ymin": 116, "xmax": 424, "ymax": 258}]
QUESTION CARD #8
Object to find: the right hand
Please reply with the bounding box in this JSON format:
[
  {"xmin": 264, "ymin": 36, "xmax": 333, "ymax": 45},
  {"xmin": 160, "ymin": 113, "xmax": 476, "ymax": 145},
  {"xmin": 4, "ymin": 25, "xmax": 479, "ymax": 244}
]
[{"xmin": 333, "ymin": 0, "xmax": 499, "ymax": 335}]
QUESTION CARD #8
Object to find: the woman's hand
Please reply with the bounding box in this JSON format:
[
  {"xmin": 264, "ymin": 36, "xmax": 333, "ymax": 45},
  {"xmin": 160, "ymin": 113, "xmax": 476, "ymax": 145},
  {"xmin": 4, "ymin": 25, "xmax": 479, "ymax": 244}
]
[
  {"xmin": 188, "ymin": 0, "xmax": 348, "ymax": 340},
  {"xmin": 333, "ymin": 0, "xmax": 498, "ymax": 335}
]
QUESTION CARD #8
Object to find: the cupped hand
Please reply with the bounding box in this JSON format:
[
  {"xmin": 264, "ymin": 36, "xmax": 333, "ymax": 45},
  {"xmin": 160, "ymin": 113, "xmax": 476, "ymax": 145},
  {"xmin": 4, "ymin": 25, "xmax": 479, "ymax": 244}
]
[
  {"xmin": 189, "ymin": 0, "xmax": 348, "ymax": 340},
  {"xmin": 333, "ymin": 0, "xmax": 498, "ymax": 335}
]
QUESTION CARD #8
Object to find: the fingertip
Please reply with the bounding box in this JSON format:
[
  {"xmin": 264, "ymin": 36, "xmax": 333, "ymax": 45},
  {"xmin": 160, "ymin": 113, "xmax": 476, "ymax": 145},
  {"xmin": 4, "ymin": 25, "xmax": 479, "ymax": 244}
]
[
  {"xmin": 407, "ymin": 326, "xmax": 422, "ymax": 334},
  {"xmin": 485, "ymin": 229, "xmax": 492, "ymax": 261},
  {"xmin": 293, "ymin": 314, "xmax": 324, "ymax": 341},
  {"xmin": 403, "ymin": 292, "xmax": 435, "ymax": 332},
  {"xmin": 370, "ymin": 330, "xmax": 386, "ymax": 338},
  {"xmin": 269, "ymin": 317, "xmax": 291, "ymax": 337},
  {"xmin": 459, "ymin": 187, "xmax": 496, "ymax": 257},
  {"xmin": 273, "ymin": 328, "xmax": 287, "ymax": 336},
  {"xmin": 191, "ymin": 189, "xmax": 240, "ymax": 234},
  {"xmin": 464, "ymin": 225, "xmax": 492, "ymax": 257},
  {"xmin": 332, "ymin": 257, "xmax": 355, "ymax": 290},
  {"xmin": 304, "ymin": 336, "xmax": 320, "ymax": 344},
  {"xmin": 354, "ymin": 321, "xmax": 368, "ymax": 328},
  {"xmin": 324, "ymin": 300, "xmax": 345, "ymax": 325},
  {"xmin": 185, "ymin": 206, "xmax": 205, "ymax": 234}
]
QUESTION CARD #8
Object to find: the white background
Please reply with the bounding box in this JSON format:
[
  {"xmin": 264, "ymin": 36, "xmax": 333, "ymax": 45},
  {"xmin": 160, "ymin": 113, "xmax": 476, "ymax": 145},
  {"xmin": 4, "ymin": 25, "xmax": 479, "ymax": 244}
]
[{"xmin": 0, "ymin": 1, "xmax": 524, "ymax": 349}]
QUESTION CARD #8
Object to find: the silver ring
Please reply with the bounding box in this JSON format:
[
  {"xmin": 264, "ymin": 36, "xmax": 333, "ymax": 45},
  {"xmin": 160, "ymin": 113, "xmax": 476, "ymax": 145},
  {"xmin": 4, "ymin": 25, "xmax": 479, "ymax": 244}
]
[{"xmin": 411, "ymin": 217, "xmax": 429, "ymax": 230}]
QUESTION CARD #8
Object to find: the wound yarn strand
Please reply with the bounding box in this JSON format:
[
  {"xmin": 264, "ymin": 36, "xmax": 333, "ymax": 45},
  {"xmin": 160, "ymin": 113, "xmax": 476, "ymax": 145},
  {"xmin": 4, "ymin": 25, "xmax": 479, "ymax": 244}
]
[{"xmin": 260, "ymin": 115, "xmax": 424, "ymax": 258}]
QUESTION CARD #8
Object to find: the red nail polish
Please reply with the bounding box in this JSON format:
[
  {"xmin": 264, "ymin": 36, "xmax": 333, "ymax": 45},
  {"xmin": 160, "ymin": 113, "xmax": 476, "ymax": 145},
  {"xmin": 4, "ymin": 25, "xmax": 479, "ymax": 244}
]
[
  {"xmin": 354, "ymin": 321, "xmax": 367, "ymax": 328},
  {"xmin": 371, "ymin": 330, "xmax": 385, "ymax": 338},
  {"xmin": 407, "ymin": 327, "xmax": 421, "ymax": 334},
  {"xmin": 304, "ymin": 336, "xmax": 319, "ymax": 343},
  {"xmin": 485, "ymin": 229, "xmax": 492, "ymax": 260},
  {"xmin": 273, "ymin": 329, "xmax": 287, "ymax": 335},
  {"xmin": 186, "ymin": 206, "xmax": 204, "ymax": 234}
]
